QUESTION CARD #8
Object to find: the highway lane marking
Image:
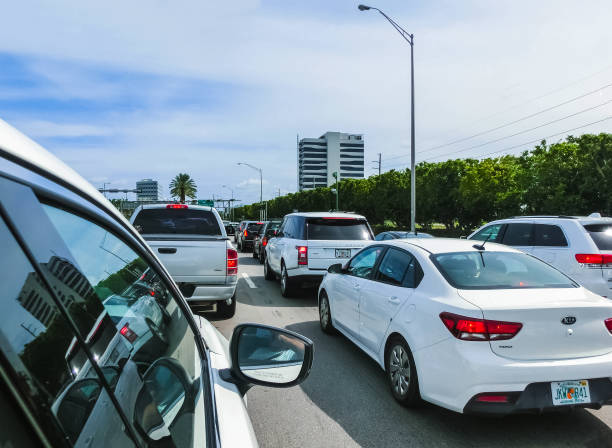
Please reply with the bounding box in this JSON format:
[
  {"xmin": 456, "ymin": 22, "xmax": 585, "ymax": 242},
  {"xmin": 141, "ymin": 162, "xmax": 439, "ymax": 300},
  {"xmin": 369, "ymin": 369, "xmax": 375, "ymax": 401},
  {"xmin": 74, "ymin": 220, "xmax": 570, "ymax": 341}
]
[{"xmin": 242, "ymin": 272, "xmax": 257, "ymax": 288}]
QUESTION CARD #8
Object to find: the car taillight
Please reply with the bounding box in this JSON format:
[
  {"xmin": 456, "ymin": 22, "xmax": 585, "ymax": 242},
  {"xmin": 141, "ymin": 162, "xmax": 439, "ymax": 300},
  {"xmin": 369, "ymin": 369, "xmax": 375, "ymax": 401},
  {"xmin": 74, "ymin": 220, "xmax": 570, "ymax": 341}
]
[
  {"xmin": 575, "ymin": 254, "xmax": 612, "ymax": 266},
  {"xmin": 440, "ymin": 312, "xmax": 522, "ymax": 341},
  {"xmin": 120, "ymin": 324, "xmax": 138, "ymax": 343},
  {"xmin": 474, "ymin": 394, "xmax": 513, "ymax": 403},
  {"xmin": 244, "ymin": 230, "xmax": 248, "ymax": 237},
  {"xmin": 227, "ymin": 248, "xmax": 238, "ymax": 275},
  {"xmin": 605, "ymin": 318, "xmax": 612, "ymax": 334},
  {"xmin": 166, "ymin": 204, "xmax": 188, "ymax": 209},
  {"xmin": 262, "ymin": 237, "xmax": 268, "ymax": 246},
  {"xmin": 297, "ymin": 246, "xmax": 308, "ymax": 265}
]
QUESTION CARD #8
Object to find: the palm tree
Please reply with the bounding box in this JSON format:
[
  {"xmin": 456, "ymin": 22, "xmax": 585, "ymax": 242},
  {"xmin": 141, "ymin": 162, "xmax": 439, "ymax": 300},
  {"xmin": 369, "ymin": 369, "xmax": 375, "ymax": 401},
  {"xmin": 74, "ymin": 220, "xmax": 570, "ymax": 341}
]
[{"xmin": 170, "ymin": 173, "xmax": 197, "ymax": 203}]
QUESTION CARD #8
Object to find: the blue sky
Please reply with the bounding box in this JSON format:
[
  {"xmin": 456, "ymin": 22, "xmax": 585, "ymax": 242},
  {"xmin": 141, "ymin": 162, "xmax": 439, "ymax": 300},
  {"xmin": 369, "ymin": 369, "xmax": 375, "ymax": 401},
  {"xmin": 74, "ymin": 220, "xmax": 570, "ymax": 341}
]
[{"xmin": 1, "ymin": 0, "xmax": 611, "ymax": 205}]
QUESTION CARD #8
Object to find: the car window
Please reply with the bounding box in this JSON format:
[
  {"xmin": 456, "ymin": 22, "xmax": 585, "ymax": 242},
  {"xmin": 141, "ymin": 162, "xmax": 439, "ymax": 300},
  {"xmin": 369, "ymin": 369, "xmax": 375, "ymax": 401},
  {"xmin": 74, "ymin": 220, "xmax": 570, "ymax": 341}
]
[
  {"xmin": 283, "ymin": 217, "xmax": 295, "ymax": 239},
  {"xmin": 42, "ymin": 204, "xmax": 207, "ymax": 448},
  {"xmin": 133, "ymin": 207, "xmax": 221, "ymax": 236},
  {"xmin": 246, "ymin": 222, "xmax": 264, "ymax": 233},
  {"xmin": 471, "ymin": 224, "xmax": 504, "ymax": 242},
  {"xmin": 432, "ymin": 251, "xmax": 577, "ymax": 290},
  {"xmin": 306, "ymin": 218, "xmax": 372, "ymax": 240},
  {"xmin": 0, "ymin": 217, "xmax": 136, "ymax": 447},
  {"xmin": 347, "ymin": 246, "xmax": 384, "ymax": 279},
  {"xmin": 375, "ymin": 248, "xmax": 412, "ymax": 286},
  {"xmin": 583, "ymin": 223, "xmax": 612, "ymax": 250},
  {"xmin": 501, "ymin": 223, "xmax": 533, "ymax": 246},
  {"xmin": 534, "ymin": 224, "xmax": 568, "ymax": 247}
]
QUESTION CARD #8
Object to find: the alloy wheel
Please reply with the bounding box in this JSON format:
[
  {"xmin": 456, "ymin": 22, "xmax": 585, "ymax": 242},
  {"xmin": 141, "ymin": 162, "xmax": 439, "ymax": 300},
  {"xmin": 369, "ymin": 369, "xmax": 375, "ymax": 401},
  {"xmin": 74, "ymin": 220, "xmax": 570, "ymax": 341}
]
[
  {"xmin": 389, "ymin": 344, "xmax": 411, "ymax": 397},
  {"xmin": 320, "ymin": 296, "xmax": 330, "ymax": 327}
]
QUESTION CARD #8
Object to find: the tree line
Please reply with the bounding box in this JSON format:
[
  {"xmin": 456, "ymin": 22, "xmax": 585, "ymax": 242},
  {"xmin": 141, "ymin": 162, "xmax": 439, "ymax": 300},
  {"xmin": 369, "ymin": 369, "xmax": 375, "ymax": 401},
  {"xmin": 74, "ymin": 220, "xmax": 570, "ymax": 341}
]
[{"xmin": 233, "ymin": 133, "xmax": 612, "ymax": 233}]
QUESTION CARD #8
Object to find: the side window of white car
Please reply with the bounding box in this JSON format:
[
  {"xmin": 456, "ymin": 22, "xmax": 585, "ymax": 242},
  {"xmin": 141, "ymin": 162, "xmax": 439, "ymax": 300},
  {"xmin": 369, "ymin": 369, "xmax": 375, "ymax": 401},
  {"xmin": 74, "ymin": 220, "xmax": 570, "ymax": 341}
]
[
  {"xmin": 375, "ymin": 248, "xmax": 424, "ymax": 288},
  {"xmin": 348, "ymin": 246, "xmax": 385, "ymax": 279},
  {"xmin": 41, "ymin": 204, "xmax": 207, "ymax": 448}
]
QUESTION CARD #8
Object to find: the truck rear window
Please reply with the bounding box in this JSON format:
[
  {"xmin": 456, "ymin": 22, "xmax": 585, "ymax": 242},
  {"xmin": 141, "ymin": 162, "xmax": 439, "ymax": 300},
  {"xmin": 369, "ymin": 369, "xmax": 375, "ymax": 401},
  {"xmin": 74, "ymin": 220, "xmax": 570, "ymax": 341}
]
[
  {"xmin": 583, "ymin": 224, "xmax": 612, "ymax": 250},
  {"xmin": 133, "ymin": 208, "xmax": 222, "ymax": 235},
  {"xmin": 306, "ymin": 218, "xmax": 372, "ymax": 241}
]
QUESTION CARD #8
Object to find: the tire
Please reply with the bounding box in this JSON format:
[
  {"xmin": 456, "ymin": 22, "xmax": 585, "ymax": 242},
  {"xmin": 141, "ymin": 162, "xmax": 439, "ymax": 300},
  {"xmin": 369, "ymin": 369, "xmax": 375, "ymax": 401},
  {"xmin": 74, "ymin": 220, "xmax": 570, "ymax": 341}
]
[
  {"xmin": 319, "ymin": 291, "xmax": 336, "ymax": 334},
  {"xmin": 215, "ymin": 294, "xmax": 237, "ymax": 319},
  {"xmin": 264, "ymin": 258, "xmax": 275, "ymax": 281},
  {"xmin": 160, "ymin": 306, "xmax": 171, "ymax": 325},
  {"xmin": 385, "ymin": 337, "xmax": 421, "ymax": 407},
  {"xmin": 259, "ymin": 250, "xmax": 264, "ymax": 265},
  {"xmin": 252, "ymin": 246, "xmax": 258, "ymax": 258},
  {"xmin": 280, "ymin": 263, "xmax": 296, "ymax": 298}
]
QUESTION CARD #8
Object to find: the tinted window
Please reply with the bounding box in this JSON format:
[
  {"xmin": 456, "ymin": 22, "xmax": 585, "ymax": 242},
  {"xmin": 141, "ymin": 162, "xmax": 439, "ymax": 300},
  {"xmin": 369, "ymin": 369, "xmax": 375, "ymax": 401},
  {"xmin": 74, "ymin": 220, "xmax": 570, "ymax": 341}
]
[
  {"xmin": 376, "ymin": 249, "xmax": 412, "ymax": 286},
  {"xmin": 246, "ymin": 222, "xmax": 263, "ymax": 233},
  {"xmin": 534, "ymin": 224, "xmax": 568, "ymax": 247},
  {"xmin": 583, "ymin": 224, "xmax": 612, "ymax": 250},
  {"xmin": 282, "ymin": 217, "xmax": 295, "ymax": 238},
  {"xmin": 42, "ymin": 205, "xmax": 207, "ymax": 447},
  {"xmin": 471, "ymin": 224, "xmax": 504, "ymax": 242},
  {"xmin": 348, "ymin": 246, "xmax": 384, "ymax": 278},
  {"xmin": 265, "ymin": 222, "xmax": 281, "ymax": 236},
  {"xmin": 432, "ymin": 251, "xmax": 576, "ymax": 290},
  {"xmin": 374, "ymin": 233, "xmax": 385, "ymax": 241},
  {"xmin": 501, "ymin": 223, "xmax": 533, "ymax": 246},
  {"xmin": 0, "ymin": 217, "xmax": 135, "ymax": 447},
  {"xmin": 133, "ymin": 208, "xmax": 221, "ymax": 235},
  {"xmin": 306, "ymin": 218, "xmax": 372, "ymax": 240}
]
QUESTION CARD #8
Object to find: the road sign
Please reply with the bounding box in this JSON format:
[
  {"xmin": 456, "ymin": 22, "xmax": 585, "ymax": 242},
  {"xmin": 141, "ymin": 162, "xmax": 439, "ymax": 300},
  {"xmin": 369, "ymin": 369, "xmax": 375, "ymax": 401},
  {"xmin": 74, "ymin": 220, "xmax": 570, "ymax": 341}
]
[{"xmin": 198, "ymin": 200, "xmax": 214, "ymax": 206}]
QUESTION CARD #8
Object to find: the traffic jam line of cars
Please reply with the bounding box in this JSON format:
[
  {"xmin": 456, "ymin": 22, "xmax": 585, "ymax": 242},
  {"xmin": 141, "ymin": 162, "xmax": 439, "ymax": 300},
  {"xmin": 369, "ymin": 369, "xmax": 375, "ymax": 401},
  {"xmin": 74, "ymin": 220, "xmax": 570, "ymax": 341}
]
[{"xmin": 1, "ymin": 119, "xmax": 612, "ymax": 447}]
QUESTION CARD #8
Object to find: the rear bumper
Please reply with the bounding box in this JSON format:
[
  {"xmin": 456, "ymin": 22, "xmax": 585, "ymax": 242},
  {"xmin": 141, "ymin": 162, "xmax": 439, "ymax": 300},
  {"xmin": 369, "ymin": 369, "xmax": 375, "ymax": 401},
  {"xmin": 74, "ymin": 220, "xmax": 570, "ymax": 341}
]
[
  {"xmin": 176, "ymin": 280, "xmax": 237, "ymax": 302},
  {"xmin": 287, "ymin": 266, "xmax": 326, "ymax": 284}
]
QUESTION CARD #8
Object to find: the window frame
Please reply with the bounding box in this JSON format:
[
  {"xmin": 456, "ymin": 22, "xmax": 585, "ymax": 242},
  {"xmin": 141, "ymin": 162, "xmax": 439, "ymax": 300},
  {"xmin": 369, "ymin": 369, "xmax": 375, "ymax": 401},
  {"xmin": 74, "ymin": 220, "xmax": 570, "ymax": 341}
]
[{"xmin": 373, "ymin": 247, "xmax": 424, "ymax": 288}]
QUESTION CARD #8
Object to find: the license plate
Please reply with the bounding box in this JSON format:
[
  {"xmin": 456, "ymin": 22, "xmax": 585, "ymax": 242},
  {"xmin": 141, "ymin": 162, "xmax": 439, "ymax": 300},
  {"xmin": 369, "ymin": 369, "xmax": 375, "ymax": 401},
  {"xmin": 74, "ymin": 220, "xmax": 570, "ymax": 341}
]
[
  {"xmin": 335, "ymin": 249, "xmax": 351, "ymax": 258},
  {"xmin": 551, "ymin": 380, "xmax": 591, "ymax": 406}
]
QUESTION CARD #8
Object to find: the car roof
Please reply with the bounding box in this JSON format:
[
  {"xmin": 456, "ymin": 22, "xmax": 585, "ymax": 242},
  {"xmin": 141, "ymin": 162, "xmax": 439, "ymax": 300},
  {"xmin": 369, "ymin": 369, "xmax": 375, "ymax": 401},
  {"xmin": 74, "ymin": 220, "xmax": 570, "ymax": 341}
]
[
  {"xmin": 391, "ymin": 237, "xmax": 519, "ymax": 255},
  {"xmin": 287, "ymin": 211, "xmax": 367, "ymax": 219},
  {"xmin": 0, "ymin": 119, "xmax": 125, "ymax": 223}
]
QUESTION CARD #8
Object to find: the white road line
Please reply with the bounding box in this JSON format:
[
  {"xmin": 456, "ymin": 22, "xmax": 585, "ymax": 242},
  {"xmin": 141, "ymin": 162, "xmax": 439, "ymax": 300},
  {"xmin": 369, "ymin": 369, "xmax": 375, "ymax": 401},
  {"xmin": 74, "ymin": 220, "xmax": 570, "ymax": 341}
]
[{"xmin": 242, "ymin": 272, "xmax": 257, "ymax": 288}]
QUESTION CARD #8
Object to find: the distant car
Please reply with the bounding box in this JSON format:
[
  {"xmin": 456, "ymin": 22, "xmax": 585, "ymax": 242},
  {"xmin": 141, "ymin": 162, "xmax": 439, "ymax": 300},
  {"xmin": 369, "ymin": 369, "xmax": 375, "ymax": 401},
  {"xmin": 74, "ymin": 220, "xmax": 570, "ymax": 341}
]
[
  {"xmin": 319, "ymin": 238, "xmax": 612, "ymax": 415},
  {"xmin": 254, "ymin": 220, "xmax": 282, "ymax": 263},
  {"xmin": 236, "ymin": 221, "xmax": 264, "ymax": 252},
  {"xmin": 375, "ymin": 231, "xmax": 434, "ymax": 241},
  {"xmin": 468, "ymin": 215, "xmax": 612, "ymax": 298},
  {"xmin": 265, "ymin": 212, "xmax": 374, "ymax": 297}
]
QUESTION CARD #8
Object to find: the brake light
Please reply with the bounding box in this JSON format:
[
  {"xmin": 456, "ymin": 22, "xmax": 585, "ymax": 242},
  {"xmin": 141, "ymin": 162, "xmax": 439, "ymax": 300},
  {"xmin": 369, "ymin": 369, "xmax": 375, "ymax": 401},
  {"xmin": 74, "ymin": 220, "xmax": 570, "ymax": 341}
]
[
  {"xmin": 475, "ymin": 394, "xmax": 512, "ymax": 403},
  {"xmin": 322, "ymin": 217, "xmax": 356, "ymax": 220},
  {"xmin": 440, "ymin": 312, "xmax": 522, "ymax": 341},
  {"xmin": 257, "ymin": 222, "xmax": 264, "ymax": 224},
  {"xmin": 227, "ymin": 248, "xmax": 238, "ymax": 275},
  {"xmin": 605, "ymin": 318, "xmax": 612, "ymax": 334},
  {"xmin": 297, "ymin": 246, "xmax": 308, "ymax": 265},
  {"xmin": 244, "ymin": 230, "xmax": 248, "ymax": 237},
  {"xmin": 262, "ymin": 236, "xmax": 268, "ymax": 246},
  {"xmin": 166, "ymin": 204, "xmax": 188, "ymax": 209},
  {"xmin": 575, "ymin": 254, "xmax": 612, "ymax": 265},
  {"xmin": 120, "ymin": 324, "xmax": 138, "ymax": 343}
]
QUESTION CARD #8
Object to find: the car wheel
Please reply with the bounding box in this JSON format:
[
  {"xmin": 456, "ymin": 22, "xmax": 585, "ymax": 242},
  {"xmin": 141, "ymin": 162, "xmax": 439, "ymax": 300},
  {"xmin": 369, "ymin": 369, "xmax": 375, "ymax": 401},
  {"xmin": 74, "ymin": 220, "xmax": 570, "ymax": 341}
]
[
  {"xmin": 215, "ymin": 294, "xmax": 237, "ymax": 319},
  {"xmin": 264, "ymin": 258, "xmax": 275, "ymax": 281},
  {"xmin": 319, "ymin": 291, "xmax": 336, "ymax": 334},
  {"xmin": 160, "ymin": 306, "xmax": 171, "ymax": 325},
  {"xmin": 385, "ymin": 337, "xmax": 420, "ymax": 407},
  {"xmin": 146, "ymin": 318, "xmax": 168, "ymax": 346},
  {"xmin": 252, "ymin": 247, "xmax": 258, "ymax": 258},
  {"xmin": 280, "ymin": 263, "xmax": 295, "ymax": 298},
  {"xmin": 259, "ymin": 251, "xmax": 264, "ymax": 265}
]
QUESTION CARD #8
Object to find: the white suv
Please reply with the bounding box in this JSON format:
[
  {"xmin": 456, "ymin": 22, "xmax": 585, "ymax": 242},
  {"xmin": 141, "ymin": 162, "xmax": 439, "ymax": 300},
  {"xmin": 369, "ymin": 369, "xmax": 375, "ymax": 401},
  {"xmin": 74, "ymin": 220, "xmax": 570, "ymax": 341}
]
[
  {"xmin": 265, "ymin": 212, "xmax": 374, "ymax": 297},
  {"xmin": 468, "ymin": 215, "xmax": 612, "ymax": 298}
]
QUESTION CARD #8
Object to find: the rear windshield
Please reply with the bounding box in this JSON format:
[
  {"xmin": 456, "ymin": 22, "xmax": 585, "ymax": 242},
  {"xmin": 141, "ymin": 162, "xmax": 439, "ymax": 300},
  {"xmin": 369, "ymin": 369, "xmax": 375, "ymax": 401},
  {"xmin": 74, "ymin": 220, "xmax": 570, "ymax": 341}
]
[
  {"xmin": 583, "ymin": 224, "xmax": 612, "ymax": 250},
  {"xmin": 306, "ymin": 218, "xmax": 372, "ymax": 241},
  {"xmin": 432, "ymin": 251, "xmax": 577, "ymax": 290},
  {"xmin": 133, "ymin": 208, "xmax": 222, "ymax": 235},
  {"xmin": 247, "ymin": 223, "xmax": 264, "ymax": 233}
]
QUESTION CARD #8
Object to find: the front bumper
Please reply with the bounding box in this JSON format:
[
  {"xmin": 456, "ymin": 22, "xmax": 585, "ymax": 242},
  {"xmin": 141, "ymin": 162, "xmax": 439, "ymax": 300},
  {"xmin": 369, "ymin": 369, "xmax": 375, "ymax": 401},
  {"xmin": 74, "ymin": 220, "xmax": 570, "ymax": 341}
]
[{"xmin": 415, "ymin": 337, "xmax": 612, "ymax": 413}]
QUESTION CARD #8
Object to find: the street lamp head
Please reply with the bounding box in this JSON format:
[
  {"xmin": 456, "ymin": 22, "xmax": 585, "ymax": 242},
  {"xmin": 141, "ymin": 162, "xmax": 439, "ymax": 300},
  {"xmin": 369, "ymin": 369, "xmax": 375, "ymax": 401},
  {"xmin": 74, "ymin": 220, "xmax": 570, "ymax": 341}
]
[{"xmin": 358, "ymin": 4, "xmax": 372, "ymax": 11}]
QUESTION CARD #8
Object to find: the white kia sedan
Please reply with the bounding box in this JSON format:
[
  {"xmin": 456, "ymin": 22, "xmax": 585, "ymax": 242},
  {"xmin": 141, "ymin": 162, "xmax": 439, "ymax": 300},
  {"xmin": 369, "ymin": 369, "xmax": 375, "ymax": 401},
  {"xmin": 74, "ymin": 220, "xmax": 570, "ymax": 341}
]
[{"xmin": 318, "ymin": 238, "xmax": 612, "ymax": 415}]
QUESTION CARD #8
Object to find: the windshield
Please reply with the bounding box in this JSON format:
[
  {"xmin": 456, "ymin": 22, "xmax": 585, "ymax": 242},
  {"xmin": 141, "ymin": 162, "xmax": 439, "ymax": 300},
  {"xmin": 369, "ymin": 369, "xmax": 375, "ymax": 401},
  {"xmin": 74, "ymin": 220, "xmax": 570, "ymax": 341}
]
[
  {"xmin": 432, "ymin": 251, "xmax": 578, "ymax": 290},
  {"xmin": 306, "ymin": 218, "xmax": 372, "ymax": 241},
  {"xmin": 583, "ymin": 223, "xmax": 612, "ymax": 250},
  {"xmin": 133, "ymin": 208, "xmax": 222, "ymax": 235}
]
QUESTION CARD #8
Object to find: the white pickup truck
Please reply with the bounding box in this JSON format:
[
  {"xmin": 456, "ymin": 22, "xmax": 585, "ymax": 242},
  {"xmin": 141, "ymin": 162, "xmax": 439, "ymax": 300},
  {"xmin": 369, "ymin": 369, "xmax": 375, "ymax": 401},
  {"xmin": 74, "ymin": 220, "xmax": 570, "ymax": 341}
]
[{"xmin": 130, "ymin": 204, "xmax": 238, "ymax": 317}]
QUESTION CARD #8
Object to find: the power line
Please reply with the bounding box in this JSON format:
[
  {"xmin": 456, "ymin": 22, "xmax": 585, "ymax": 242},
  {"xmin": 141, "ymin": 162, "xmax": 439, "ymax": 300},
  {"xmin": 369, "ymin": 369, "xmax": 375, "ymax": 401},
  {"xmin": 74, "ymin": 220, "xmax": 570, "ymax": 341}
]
[{"xmin": 382, "ymin": 80, "xmax": 612, "ymax": 164}]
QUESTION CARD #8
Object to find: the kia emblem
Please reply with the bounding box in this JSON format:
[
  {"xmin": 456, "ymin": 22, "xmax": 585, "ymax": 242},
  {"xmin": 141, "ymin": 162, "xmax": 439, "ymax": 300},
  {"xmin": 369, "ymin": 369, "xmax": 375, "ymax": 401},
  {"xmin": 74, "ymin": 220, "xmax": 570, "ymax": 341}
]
[{"xmin": 561, "ymin": 316, "xmax": 576, "ymax": 325}]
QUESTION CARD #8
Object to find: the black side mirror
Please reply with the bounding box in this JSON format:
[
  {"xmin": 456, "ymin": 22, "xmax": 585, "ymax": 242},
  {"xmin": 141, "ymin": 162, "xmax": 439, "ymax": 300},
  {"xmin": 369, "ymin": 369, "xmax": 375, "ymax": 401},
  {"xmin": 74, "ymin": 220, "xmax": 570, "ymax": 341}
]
[
  {"xmin": 220, "ymin": 324, "xmax": 313, "ymax": 395},
  {"xmin": 328, "ymin": 263, "xmax": 343, "ymax": 274}
]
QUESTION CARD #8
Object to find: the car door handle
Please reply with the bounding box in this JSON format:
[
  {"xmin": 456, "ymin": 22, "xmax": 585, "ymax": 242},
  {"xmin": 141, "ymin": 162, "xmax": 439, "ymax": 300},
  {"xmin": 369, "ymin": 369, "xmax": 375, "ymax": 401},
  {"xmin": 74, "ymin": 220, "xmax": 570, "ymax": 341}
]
[
  {"xmin": 388, "ymin": 296, "xmax": 401, "ymax": 305},
  {"xmin": 158, "ymin": 248, "xmax": 177, "ymax": 254},
  {"xmin": 353, "ymin": 283, "xmax": 360, "ymax": 290}
]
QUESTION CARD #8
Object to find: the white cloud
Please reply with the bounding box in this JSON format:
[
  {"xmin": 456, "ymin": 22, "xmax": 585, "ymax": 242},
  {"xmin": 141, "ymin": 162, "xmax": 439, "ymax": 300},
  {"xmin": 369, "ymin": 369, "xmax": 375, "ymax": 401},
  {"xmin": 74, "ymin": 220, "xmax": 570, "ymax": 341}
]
[{"xmin": 15, "ymin": 120, "xmax": 113, "ymax": 138}]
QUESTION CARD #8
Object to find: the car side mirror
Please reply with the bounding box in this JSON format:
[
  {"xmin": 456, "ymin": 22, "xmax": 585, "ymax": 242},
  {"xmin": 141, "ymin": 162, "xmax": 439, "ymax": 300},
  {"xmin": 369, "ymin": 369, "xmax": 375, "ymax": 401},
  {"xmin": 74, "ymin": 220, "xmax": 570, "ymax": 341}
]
[
  {"xmin": 328, "ymin": 263, "xmax": 343, "ymax": 274},
  {"xmin": 220, "ymin": 324, "xmax": 313, "ymax": 395},
  {"xmin": 133, "ymin": 358, "xmax": 197, "ymax": 444}
]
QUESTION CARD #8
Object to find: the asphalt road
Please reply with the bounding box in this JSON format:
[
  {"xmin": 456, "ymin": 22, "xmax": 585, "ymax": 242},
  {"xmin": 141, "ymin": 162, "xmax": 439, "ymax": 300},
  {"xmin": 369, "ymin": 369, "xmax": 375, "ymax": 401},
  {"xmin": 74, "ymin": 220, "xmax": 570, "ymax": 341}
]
[{"xmin": 212, "ymin": 253, "xmax": 612, "ymax": 448}]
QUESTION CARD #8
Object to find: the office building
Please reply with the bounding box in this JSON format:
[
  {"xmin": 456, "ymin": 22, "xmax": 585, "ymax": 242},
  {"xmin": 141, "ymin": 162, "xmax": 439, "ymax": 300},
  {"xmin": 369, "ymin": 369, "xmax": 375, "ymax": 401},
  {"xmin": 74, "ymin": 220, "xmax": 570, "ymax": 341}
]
[
  {"xmin": 298, "ymin": 132, "xmax": 364, "ymax": 191},
  {"xmin": 136, "ymin": 179, "xmax": 159, "ymax": 201}
]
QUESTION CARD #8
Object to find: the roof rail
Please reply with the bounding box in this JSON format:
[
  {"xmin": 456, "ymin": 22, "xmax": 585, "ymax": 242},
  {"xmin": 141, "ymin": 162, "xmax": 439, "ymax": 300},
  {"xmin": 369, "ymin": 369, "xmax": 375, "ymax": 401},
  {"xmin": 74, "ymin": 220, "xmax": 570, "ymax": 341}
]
[{"xmin": 510, "ymin": 215, "xmax": 578, "ymax": 219}]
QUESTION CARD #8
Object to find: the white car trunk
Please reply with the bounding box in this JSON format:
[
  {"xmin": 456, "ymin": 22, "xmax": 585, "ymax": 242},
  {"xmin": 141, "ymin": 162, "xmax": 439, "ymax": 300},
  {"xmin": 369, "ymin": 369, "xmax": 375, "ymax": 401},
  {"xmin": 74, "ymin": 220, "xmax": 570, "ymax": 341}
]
[
  {"xmin": 307, "ymin": 240, "xmax": 369, "ymax": 270},
  {"xmin": 458, "ymin": 288, "xmax": 612, "ymax": 361}
]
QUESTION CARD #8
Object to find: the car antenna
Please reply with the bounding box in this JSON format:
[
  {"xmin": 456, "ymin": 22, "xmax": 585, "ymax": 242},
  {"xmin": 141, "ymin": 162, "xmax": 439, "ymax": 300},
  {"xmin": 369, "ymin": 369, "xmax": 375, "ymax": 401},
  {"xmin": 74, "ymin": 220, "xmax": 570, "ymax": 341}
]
[{"xmin": 472, "ymin": 233, "xmax": 492, "ymax": 251}]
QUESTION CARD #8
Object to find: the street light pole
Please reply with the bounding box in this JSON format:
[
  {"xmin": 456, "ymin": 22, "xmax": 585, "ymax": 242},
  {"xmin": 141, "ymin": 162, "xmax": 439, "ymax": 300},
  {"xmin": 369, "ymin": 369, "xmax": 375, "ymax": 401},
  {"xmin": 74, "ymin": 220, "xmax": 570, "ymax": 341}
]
[
  {"xmin": 222, "ymin": 184, "xmax": 234, "ymax": 221},
  {"xmin": 237, "ymin": 162, "xmax": 263, "ymax": 220},
  {"xmin": 359, "ymin": 4, "xmax": 416, "ymax": 233}
]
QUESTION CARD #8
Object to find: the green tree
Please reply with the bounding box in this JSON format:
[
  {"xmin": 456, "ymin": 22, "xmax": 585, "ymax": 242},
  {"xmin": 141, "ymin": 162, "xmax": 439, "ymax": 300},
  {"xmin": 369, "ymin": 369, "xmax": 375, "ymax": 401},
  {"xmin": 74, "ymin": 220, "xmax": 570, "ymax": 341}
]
[{"xmin": 170, "ymin": 173, "xmax": 197, "ymax": 203}]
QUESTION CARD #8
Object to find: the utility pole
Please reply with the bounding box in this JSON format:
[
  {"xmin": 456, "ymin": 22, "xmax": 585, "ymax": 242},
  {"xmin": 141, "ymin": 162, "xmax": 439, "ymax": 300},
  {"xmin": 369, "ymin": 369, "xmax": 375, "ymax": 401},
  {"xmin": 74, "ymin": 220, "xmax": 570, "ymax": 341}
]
[
  {"xmin": 371, "ymin": 153, "xmax": 382, "ymax": 175},
  {"xmin": 332, "ymin": 171, "xmax": 339, "ymax": 211}
]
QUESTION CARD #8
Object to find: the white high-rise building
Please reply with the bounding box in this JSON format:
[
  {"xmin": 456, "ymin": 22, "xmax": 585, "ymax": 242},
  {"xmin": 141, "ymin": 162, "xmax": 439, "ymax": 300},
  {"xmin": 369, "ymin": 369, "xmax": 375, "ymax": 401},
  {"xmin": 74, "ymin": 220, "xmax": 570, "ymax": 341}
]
[
  {"xmin": 136, "ymin": 179, "xmax": 159, "ymax": 201},
  {"xmin": 298, "ymin": 132, "xmax": 364, "ymax": 191}
]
